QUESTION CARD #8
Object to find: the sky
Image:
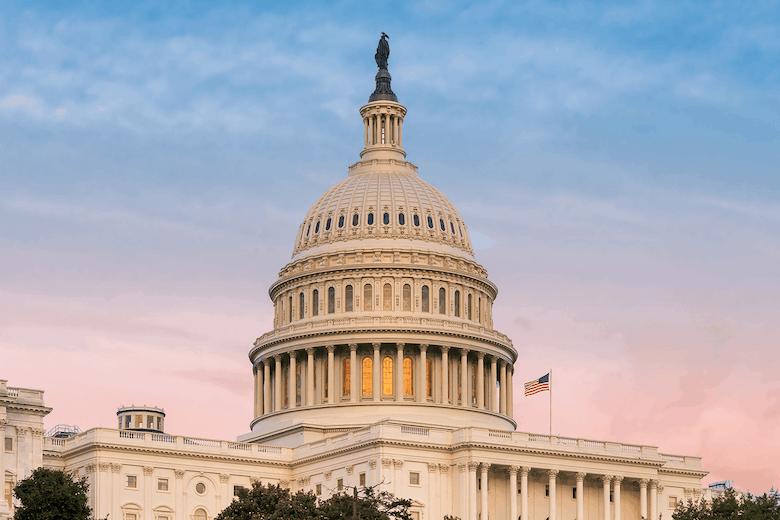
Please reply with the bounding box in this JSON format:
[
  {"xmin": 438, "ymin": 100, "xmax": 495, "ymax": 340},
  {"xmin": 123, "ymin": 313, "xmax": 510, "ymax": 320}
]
[{"xmin": 1, "ymin": 0, "xmax": 778, "ymax": 493}]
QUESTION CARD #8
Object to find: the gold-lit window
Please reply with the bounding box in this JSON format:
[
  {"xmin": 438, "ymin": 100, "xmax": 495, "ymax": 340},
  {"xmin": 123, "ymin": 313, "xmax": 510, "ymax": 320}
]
[
  {"xmin": 439, "ymin": 287, "xmax": 446, "ymax": 314},
  {"xmin": 343, "ymin": 358, "xmax": 351, "ymax": 396},
  {"xmin": 426, "ymin": 359, "xmax": 433, "ymax": 398},
  {"xmin": 403, "ymin": 357, "xmax": 413, "ymax": 396},
  {"xmin": 383, "ymin": 284, "xmax": 392, "ymax": 310},
  {"xmin": 402, "ymin": 284, "xmax": 411, "ymax": 311},
  {"xmin": 345, "ymin": 285, "xmax": 353, "ymax": 312},
  {"xmin": 382, "ymin": 357, "xmax": 394, "ymax": 395},
  {"xmin": 362, "ymin": 357, "xmax": 372, "ymax": 396},
  {"xmin": 421, "ymin": 285, "xmax": 429, "ymax": 312},
  {"xmin": 364, "ymin": 284, "xmax": 373, "ymax": 311}
]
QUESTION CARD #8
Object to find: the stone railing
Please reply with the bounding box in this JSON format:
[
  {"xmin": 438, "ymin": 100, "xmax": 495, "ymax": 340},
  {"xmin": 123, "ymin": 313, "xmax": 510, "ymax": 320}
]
[{"xmin": 2, "ymin": 386, "xmax": 46, "ymax": 405}]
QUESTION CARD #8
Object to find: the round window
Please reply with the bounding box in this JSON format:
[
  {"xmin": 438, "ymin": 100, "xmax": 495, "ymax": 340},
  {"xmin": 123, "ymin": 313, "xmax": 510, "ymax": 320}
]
[
  {"xmin": 338, "ymin": 215, "xmax": 345, "ymax": 228},
  {"xmin": 399, "ymin": 213, "xmax": 405, "ymax": 225},
  {"xmin": 326, "ymin": 218, "xmax": 331, "ymax": 231},
  {"xmin": 367, "ymin": 213, "xmax": 374, "ymax": 225},
  {"xmin": 195, "ymin": 482, "xmax": 206, "ymax": 495}
]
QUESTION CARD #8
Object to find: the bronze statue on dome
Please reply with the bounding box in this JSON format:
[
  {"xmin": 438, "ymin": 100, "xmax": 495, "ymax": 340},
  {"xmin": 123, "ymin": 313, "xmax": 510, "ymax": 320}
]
[{"xmin": 375, "ymin": 32, "xmax": 390, "ymax": 70}]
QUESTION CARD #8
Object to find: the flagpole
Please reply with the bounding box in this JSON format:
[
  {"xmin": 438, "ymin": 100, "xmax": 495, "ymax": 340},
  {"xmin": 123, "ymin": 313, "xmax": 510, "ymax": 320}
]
[{"xmin": 549, "ymin": 368, "xmax": 552, "ymax": 437}]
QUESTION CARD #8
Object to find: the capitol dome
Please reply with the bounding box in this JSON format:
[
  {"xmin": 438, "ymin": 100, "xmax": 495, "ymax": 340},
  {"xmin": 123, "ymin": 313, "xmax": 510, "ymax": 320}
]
[{"xmin": 245, "ymin": 39, "xmax": 516, "ymax": 445}]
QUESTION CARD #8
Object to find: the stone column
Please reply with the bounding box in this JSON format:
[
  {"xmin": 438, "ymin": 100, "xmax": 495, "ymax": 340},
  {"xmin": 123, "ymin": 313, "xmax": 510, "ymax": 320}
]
[
  {"xmin": 507, "ymin": 366, "xmax": 514, "ymax": 420},
  {"xmin": 520, "ymin": 467, "xmax": 531, "ymax": 520},
  {"xmin": 499, "ymin": 360, "xmax": 507, "ymax": 414},
  {"xmin": 468, "ymin": 462, "xmax": 479, "ymax": 520},
  {"xmin": 509, "ymin": 466, "xmax": 519, "ymax": 520},
  {"xmin": 649, "ymin": 480, "xmax": 658, "ymax": 520},
  {"xmin": 349, "ymin": 343, "xmax": 358, "ymax": 402},
  {"xmin": 418, "ymin": 344, "xmax": 428, "ymax": 402},
  {"xmin": 441, "ymin": 346, "xmax": 450, "ymax": 404},
  {"xmin": 639, "ymin": 479, "xmax": 648, "ymax": 520},
  {"xmin": 614, "ymin": 476, "xmax": 622, "ymax": 520},
  {"xmin": 175, "ymin": 469, "xmax": 185, "ymax": 520},
  {"xmin": 253, "ymin": 364, "xmax": 259, "ymax": 417},
  {"xmin": 111, "ymin": 464, "xmax": 121, "ymax": 520},
  {"xmin": 602, "ymin": 475, "xmax": 612, "ymax": 520},
  {"xmin": 476, "ymin": 352, "xmax": 485, "ymax": 409},
  {"xmin": 327, "ymin": 345, "xmax": 335, "ymax": 404},
  {"xmin": 263, "ymin": 359, "xmax": 271, "ymax": 413},
  {"xmin": 143, "ymin": 466, "xmax": 153, "ymax": 520},
  {"xmin": 396, "ymin": 343, "xmax": 404, "ymax": 402},
  {"xmin": 427, "ymin": 463, "xmax": 438, "ymax": 520},
  {"xmin": 220, "ymin": 474, "xmax": 230, "ymax": 511},
  {"xmin": 289, "ymin": 351, "xmax": 297, "ymax": 409},
  {"xmin": 274, "ymin": 355, "xmax": 283, "ymax": 412},
  {"xmin": 398, "ymin": 118, "xmax": 403, "ymax": 147},
  {"xmin": 458, "ymin": 463, "xmax": 468, "ymax": 519},
  {"xmin": 548, "ymin": 470, "xmax": 559, "ymax": 520},
  {"xmin": 306, "ymin": 348, "xmax": 315, "ymax": 406},
  {"xmin": 480, "ymin": 463, "xmax": 490, "ymax": 520},
  {"xmin": 490, "ymin": 356, "xmax": 498, "ymax": 412},
  {"xmin": 576, "ymin": 472, "xmax": 586, "ymax": 520},
  {"xmin": 439, "ymin": 465, "xmax": 450, "ymax": 519},
  {"xmin": 461, "ymin": 349, "xmax": 469, "ymax": 407},
  {"xmin": 373, "ymin": 343, "xmax": 381, "ymax": 402}
]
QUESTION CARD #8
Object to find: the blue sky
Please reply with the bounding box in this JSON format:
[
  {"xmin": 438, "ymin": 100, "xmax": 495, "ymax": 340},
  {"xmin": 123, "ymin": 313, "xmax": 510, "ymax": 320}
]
[{"xmin": 1, "ymin": 0, "xmax": 779, "ymax": 491}]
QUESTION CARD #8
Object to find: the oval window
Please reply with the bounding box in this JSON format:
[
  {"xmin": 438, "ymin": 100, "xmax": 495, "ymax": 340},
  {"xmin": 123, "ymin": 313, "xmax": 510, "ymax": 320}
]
[
  {"xmin": 440, "ymin": 219, "xmax": 446, "ymax": 231},
  {"xmin": 368, "ymin": 213, "xmax": 374, "ymax": 225},
  {"xmin": 195, "ymin": 482, "xmax": 206, "ymax": 495},
  {"xmin": 450, "ymin": 222, "xmax": 455, "ymax": 234},
  {"xmin": 326, "ymin": 218, "xmax": 332, "ymax": 231},
  {"xmin": 399, "ymin": 213, "xmax": 405, "ymax": 225},
  {"xmin": 413, "ymin": 214, "xmax": 420, "ymax": 227},
  {"xmin": 306, "ymin": 224, "xmax": 311, "ymax": 237},
  {"xmin": 352, "ymin": 214, "xmax": 359, "ymax": 226},
  {"xmin": 383, "ymin": 212, "xmax": 390, "ymax": 225},
  {"xmin": 315, "ymin": 221, "xmax": 320, "ymax": 233},
  {"xmin": 427, "ymin": 216, "xmax": 434, "ymax": 229},
  {"xmin": 339, "ymin": 215, "xmax": 345, "ymax": 228}
]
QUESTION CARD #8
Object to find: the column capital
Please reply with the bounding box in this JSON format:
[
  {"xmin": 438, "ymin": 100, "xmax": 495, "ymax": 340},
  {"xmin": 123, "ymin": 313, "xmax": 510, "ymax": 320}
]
[
  {"xmin": 263, "ymin": 357, "xmax": 272, "ymax": 366},
  {"xmin": 174, "ymin": 469, "xmax": 185, "ymax": 479},
  {"xmin": 441, "ymin": 345, "xmax": 450, "ymax": 353},
  {"xmin": 349, "ymin": 343, "xmax": 358, "ymax": 352},
  {"xmin": 427, "ymin": 463, "xmax": 437, "ymax": 473},
  {"xmin": 393, "ymin": 459, "xmax": 404, "ymax": 468},
  {"xmin": 99, "ymin": 462, "xmax": 111, "ymax": 472},
  {"xmin": 508, "ymin": 466, "xmax": 520, "ymax": 476},
  {"xmin": 306, "ymin": 347, "xmax": 315, "ymax": 355},
  {"xmin": 461, "ymin": 348, "xmax": 469, "ymax": 356},
  {"xmin": 480, "ymin": 462, "xmax": 491, "ymax": 471},
  {"xmin": 476, "ymin": 351, "xmax": 485, "ymax": 360},
  {"xmin": 346, "ymin": 465, "xmax": 354, "ymax": 475},
  {"xmin": 520, "ymin": 466, "xmax": 532, "ymax": 477},
  {"xmin": 419, "ymin": 344, "xmax": 428, "ymax": 353},
  {"xmin": 601, "ymin": 474, "xmax": 613, "ymax": 484},
  {"xmin": 396, "ymin": 342, "xmax": 405, "ymax": 350},
  {"xmin": 220, "ymin": 473, "xmax": 230, "ymax": 483},
  {"xmin": 438, "ymin": 464, "xmax": 450, "ymax": 473},
  {"xmin": 576, "ymin": 472, "xmax": 587, "ymax": 482},
  {"xmin": 381, "ymin": 458, "xmax": 392, "ymax": 468},
  {"xmin": 111, "ymin": 463, "xmax": 122, "ymax": 473},
  {"xmin": 649, "ymin": 479, "xmax": 659, "ymax": 489},
  {"xmin": 368, "ymin": 459, "xmax": 377, "ymax": 469},
  {"xmin": 326, "ymin": 344, "xmax": 336, "ymax": 353},
  {"xmin": 638, "ymin": 478, "xmax": 649, "ymax": 488},
  {"xmin": 143, "ymin": 466, "xmax": 154, "ymax": 476},
  {"xmin": 372, "ymin": 342, "xmax": 381, "ymax": 350},
  {"xmin": 289, "ymin": 350, "xmax": 298, "ymax": 360},
  {"xmin": 274, "ymin": 353, "xmax": 284, "ymax": 361},
  {"xmin": 547, "ymin": 469, "xmax": 559, "ymax": 479},
  {"xmin": 613, "ymin": 475, "xmax": 624, "ymax": 484},
  {"xmin": 467, "ymin": 461, "xmax": 480, "ymax": 471},
  {"xmin": 457, "ymin": 462, "xmax": 467, "ymax": 472}
]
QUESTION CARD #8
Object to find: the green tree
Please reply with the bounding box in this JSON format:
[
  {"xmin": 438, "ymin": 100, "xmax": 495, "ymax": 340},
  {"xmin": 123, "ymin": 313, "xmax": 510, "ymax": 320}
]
[
  {"xmin": 318, "ymin": 485, "xmax": 412, "ymax": 520},
  {"xmin": 12, "ymin": 467, "xmax": 95, "ymax": 520},
  {"xmin": 672, "ymin": 487, "xmax": 780, "ymax": 520},
  {"xmin": 215, "ymin": 481, "xmax": 321, "ymax": 520}
]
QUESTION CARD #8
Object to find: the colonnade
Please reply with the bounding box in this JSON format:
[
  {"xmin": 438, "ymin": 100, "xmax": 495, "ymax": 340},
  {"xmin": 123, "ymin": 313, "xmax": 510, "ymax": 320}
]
[
  {"xmin": 364, "ymin": 112, "xmax": 402, "ymax": 148},
  {"xmin": 459, "ymin": 463, "xmax": 660, "ymax": 520},
  {"xmin": 252, "ymin": 343, "xmax": 514, "ymax": 420}
]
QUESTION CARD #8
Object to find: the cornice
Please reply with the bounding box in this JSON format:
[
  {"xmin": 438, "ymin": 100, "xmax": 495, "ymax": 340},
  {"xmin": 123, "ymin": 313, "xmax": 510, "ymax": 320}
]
[{"xmin": 2, "ymin": 402, "xmax": 53, "ymax": 416}]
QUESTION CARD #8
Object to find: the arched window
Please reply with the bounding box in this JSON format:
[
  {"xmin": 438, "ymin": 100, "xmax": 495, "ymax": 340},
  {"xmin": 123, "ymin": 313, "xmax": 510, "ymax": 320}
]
[
  {"xmin": 339, "ymin": 215, "xmax": 345, "ymax": 228},
  {"xmin": 383, "ymin": 283, "xmax": 392, "ymax": 311},
  {"xmin": 450, "ymin": 222, "xmax": 456, "ymax": 234},
  {"xmin": 440, "ymin": 218, "xmax": 446, "ymax": 231},
  {"xmin": 343, "ymin": 358, "xmax": 350, "ymax": 396},
  {"xmin": 362, "ymin": 357, "xmax": 372, "ymax": 396},
  {"xmin": 402, "ymin": 284, "xmax": 411, "ymax": 311},
  {"xmin": 439, "ymin": 287, "xmax": 446, "ymax": 314},
  {"xmin": 427, "ymin": 216, "xmax": 434, "ymax": 229},
  {"xmin": 382, "ymin": 357, "xmax": 393, "ymax": 396},
  {"xmin": 352, "ymin": 214, "xmax": 359, "ymax": 226},
  {"xmin": 403, "ymin": 357, "xmax": 413, "ymax": 396},
  {"xmin": 383, "ymin": 212, "xmax": 390, "ymax": 225},
  {"xmin": 459, "ymin": 224, "xmax": 463, "ymax": 237},
  {"xmin": 326, "ymin": 217, "xmax": 332, "ymax": 231},
  {"xmin": 289, "ymin": 295, "xmax": 293, "ymax": 322},
  {"xmin": 454, "ymin": 291, "xmax": 461, "ymax": 317},
  {"xmin": 306, "ymin": 224, "xmax": 311, "ymax": 236},
  {"xmin": 312, "ymin": 289, "xmax": 319, "ymax": 316},
  {"xmin": 315, "ymin": 221, "xmax": 320, "ymax": 233},
  {"xmin": 328, "ymin": 287, "xmax": 335, "ymax": 314},
  {"xmin": 345, "ymin": 285, "xmax": 354, "ymax": 312},
  {"xmin": 399, "ymin": 213, "xmax": 406, "ymax": 225},
  {"xmin": 194, "ymin": 509, "xmax": 207, "ymax": 520},
  {"xmin": 426, "ymin": 358, "xmax": 434, "ymax": 398},
  {"xmin": 467, "ymin": 294, "xmax": 472, "ymax": 320},
  {"xmin": 368, "ymin": 213, "xmax": 374, "ymax": 225},
  {"xmin": 364, "ymin": 284, "xmax": 373, "ymax": 311},
  {"xmin": 413, "ymin": 214, "xmax": 420, "ymax": 227},
  {"xmin": 421, "ymin": 285, "xmax": 429, "ymax": 312},
  {"xmin": 299, "ymin": 292, "xmax": 305, "ymax": 320}
]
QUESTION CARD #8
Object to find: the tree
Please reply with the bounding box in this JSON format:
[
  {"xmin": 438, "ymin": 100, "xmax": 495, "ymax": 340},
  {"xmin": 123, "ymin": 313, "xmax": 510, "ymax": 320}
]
[
  {"xmin": 12, "ymin": 467, "xmax": 95, "ymax": 520},
  {"xmin": 319, "ymin": 485, "xmax": 412, "ymax": 520},
  {"xmin": 672, "ymin": 487, "xmax": 780, "ymax": 520},
  {"xmin": 215, "ymin": 481, "xmax": 320, "ymax": 520}
]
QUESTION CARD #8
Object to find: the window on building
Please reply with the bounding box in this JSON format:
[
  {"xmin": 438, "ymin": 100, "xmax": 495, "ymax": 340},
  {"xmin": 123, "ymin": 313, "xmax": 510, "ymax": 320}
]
[
  {"xmin": 337, "ymin": 479, "xmax": 344, "ymax": 491},
  {"xmin": 195, "ymin": 482, "xmax": 206, "ymax": 495},
  {"xmin": 316, "ymin": 484, "xmax": 322, "ymax": 495},
  {"xmin": 413, "ymin": 214, "xmax": 420, "ymax": 227},
  {"xmin": 383, "ymin": 284, "xmax": 392, "ymax": 311},
  {"xmin": 328, "ymin": 287, "xmax": 335, "ymax": 314},
  {"xmin": 467, "ymin": 294, "xmax": 472, "ymax": 320},
  {"xmin": 359, "ymin": 473, "xmax": 366, "ymax": 487},
  {"xmin": 382, "ymin": 357, "xmax": 394, "ymax": 396},
  {"xmin": 426, "ymin": 358, "xmax": 433, "ymax": 398},
  {"xmin": 345, "ymin": 285, "xmax": 354, "ymax": 312},
  {"xmin": 454, "ymin": 291, "xmax": 460, "ymax": 317},
  {"xmin": 194, "ymin": 509, "xmax": 207, "ymax": 520},
  {"xmin": 352, "ymin": 214, "xmax": 359, "ymax": 226},
  {"xmin": 157, "ymin": 515, "xmax": 170, "ymax": 520},
  {"xmin": 367, "ymin": 213, "xmax": 374, "ymax": 226},
  {"xmin": 402, "ymin": 284, "xmax": 411, "ymax": 311},
  {"xmin": 364, "ymin": 284, "xmax": 373, "ymax": 311},
  {"xmin": 440, "ymin": 219, "xmax": 446, "ymax": 231},
  {"xmin": 439, "ymin": 288, "xmax": 446, "ymax": 314},
  {"xmin": 399, "ymin": 213, "xmax": 405, "ymax": 225},
  {"xmin": 147, "ymin": 415, "xmax": 154, "ymax": 429},
  {"xmin": 125, "ymin": 514, "xmax": 138, "ymax": 520},
  {"xmin": 610, "ymin": 491, "xmax": 613, "ymax": 502},
  {"xmin": 4, "ymin": 481, "xmax": 13, "ymax": 511},
  {"xmin": 471, "ymin": 364, "xmax": 477, "ymax": 406},
  {"xmin": 478, "ymin": 478, "xmax": 481, "ymax": 490},
  {"xmin": 457, "ymin": 361, "xmax": 462, "ymax": 401},
  {"xmin": 157, "ymin": 416, "xmax": 162, "ymax": 431},
  {"xmin": 158, "ymin": 478, "xmax": 169, "ymax": 491},
  {"xmin": 409, "ymin": 472, "xmax": 420, "ymax": 485},
  {"xmin": 135, "ymin": 415, "xmax": 143, "ymax": 428},
  {"xmin": 545, "ymin": 484, "xmax": 549, "ymax": 497},
  {"xmin": 127, "ymin": 475, "xmax": 137, "ymax": 488},
  {"xmin": 421, "ymin": 285, "xmax": 429, "ymax": 312},
  {"xmin": 450, "ymin": 222, "xmax": 456, "ymax": 234},
  {"xmin": 572, "ymin": 487, "xmax": 577, "ymax": 499},
  {"xmin": 296, "ymin": 363, "xmax": 302, "ymax": 405},
  {"xmin": 312, "ymin": 289, "xmax": 319, "ymax": 316},
  {"xmin": 427, "ymin": 216, "xmax": 434, "ymax": 229},
  {"xmin": 403, "ymin": 357, "xmax": 413, "ymax": 396},
  {"xmin": 383, "ymin": 212, "xmax": 390, "ymax": 225},
  {"xmin": 234, "ymin": 486, "xmax": 245, "ymax": 496},
  {"xmin": 4, "ymin": 437, "xmax": 12, "ymax": 452},
  {"xmin": 343, "ymin": 358, "xmax": 351, "ymax": 396},
  {"xmin": 338, "ymin": 215, "xmax": 345, "ymax": 228},
  {"xmin": 289, "ymin": 295, "xmax": 293, "ymax": 322},
  {"xmin": 669, "ymin": 496, "xmax": 678, "ymax": 508},
  {"xmin": 315, "ymin": 221, "xmax": 320, "ymax": 234},
  {"xmin": 326, "ymin": 218, "xmax": 332, "ymax": 231},
  {"xmin": 362, "ymin": 357, "xmax": 372, "ymax": 396},
  {"xmin": 300, "ymin": 292, "xmax": 305, "ymax": 319},
  {"xmin": 125, "ymin": 415, "xmax": 131, "ymax": 428},
  {"xmin": 306, "ymin": 224, "xmax": 311, "ymax": 237}
]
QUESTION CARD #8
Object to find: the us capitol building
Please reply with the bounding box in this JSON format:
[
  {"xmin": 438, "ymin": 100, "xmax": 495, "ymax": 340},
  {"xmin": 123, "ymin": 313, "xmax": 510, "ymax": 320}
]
[{"xmin": 1, "ymin": 37, "xmax": 714, "ymax": 520}]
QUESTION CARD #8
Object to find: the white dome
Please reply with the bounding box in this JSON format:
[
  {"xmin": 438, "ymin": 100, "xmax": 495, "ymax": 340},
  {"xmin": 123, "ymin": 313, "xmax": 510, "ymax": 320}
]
[{"xmin": 292, "ymin": 164, "xmax": 474, "ymax": 260}]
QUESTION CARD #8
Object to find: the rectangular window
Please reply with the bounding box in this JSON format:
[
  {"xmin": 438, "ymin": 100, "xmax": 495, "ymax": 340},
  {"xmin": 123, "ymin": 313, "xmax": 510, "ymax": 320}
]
[
  {"xmin": 157, "ymin": 478, "xmax": 168, "ymax": 491},
  {"xmin": 126, "ymin": 475, "xmax": 137, "ymax": 489},
  {"xmin": 610, "ymin": 491, "xmax": 614, "ymax": 502},
  {"xmin": 410, "ymin": 472, "xmax": 420, "ymax": 486},
  {"xmin": 545, "ymin": 484, "xmax": 549, "ymax": 497},
  {"xmin": 4, "ymin": 481, "xmax": 13, "ymax": 511},
  {"xmin": 316, "ymin": 484, "xmax": 322, "ymax": 496},
  {"xmin": 359, "ymin": 473, "xmax": 366, "ymax": 487},
  {"xmin": 157, "ymin": 516, "xmax": 169, "ymax": 520},
  {"xmin": 4, "ymin": 437, "xmax": 12, "ymax": 452},
  {"xmin": 134, "ymin": 415, "xmax": 143, "ymax": 428},
  {"xmin": 126, "ymin": 514, "xmax": 137, "ymax": 520},
  {"xmin": 125, "ymin": 416, "xmax": 131, "ymax": 428},
  {"xmin": 147, "ymin": 416, "xmax": 154, "ymax": 429},
  {"xmin": 572, "ymin": 487, "xmax": 577, "ymax": 499},
  {"xmin": 669, "ymin": 496, "xmax": 678, "ymax": 509},
  {"xmin": 157, "ymin": 417, "xmax": 162, "ymax": 430},
  {"xmin": 234, "ymin": 485, "xmax": 245, "ymax": 496},
  {"xmin": 337, "ymin": 479, "xmax": 344, "ymax": 491}
]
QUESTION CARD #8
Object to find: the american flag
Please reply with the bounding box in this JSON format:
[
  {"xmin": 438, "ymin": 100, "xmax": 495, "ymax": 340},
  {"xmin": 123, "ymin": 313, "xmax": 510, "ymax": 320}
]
[{"xmin": 524, "ymin": 373, "xmax": 550, "ymax": 396}]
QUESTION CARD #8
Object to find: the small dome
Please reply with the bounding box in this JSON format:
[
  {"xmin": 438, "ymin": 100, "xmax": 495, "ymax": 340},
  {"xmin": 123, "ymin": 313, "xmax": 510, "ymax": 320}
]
[{"xmin": 292, "ymin": 167, "xmax": 473, "ymax": 259}]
